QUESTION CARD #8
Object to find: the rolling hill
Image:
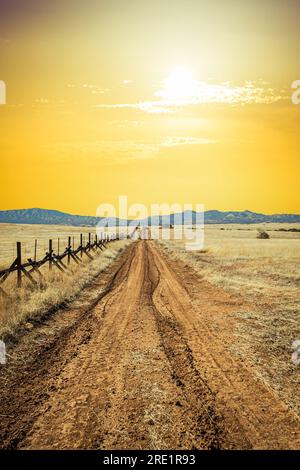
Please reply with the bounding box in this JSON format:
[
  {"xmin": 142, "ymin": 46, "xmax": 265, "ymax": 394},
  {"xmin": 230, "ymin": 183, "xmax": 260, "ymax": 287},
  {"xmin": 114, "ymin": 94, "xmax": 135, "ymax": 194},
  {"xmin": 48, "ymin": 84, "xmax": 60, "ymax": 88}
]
[{"xmin": 0, "ymin": 208, "xmax": 299, "ymax": 226}]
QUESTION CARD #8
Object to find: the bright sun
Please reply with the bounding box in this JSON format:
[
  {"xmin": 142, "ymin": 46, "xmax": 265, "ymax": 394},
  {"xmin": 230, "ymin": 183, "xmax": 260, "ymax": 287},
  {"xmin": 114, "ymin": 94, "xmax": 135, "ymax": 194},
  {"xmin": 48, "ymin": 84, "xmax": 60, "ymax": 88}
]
[{"xmin": 159, "ymin": 67, "xmax": 198, "ymax": 101}]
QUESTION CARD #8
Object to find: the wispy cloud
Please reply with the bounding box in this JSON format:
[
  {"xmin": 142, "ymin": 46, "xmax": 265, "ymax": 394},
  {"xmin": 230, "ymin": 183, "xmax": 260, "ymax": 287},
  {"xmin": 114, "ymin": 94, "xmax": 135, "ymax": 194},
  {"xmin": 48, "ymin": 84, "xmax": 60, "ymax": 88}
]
[
  {"xmin": 48, "ymin": 140, "xmax": 159, "ymax": 163},
  {"xmin": 162, "ymin": 136, "xmax": 216, "ymax": 146},
  {"xmin": 32, "ymin": 98, "xmax": 66, "ymax": 108},
  {"xmin": 82, "ymin": 84, "xmax": 109, "ymax": 95},
  {"xmin": 155, "ymin": 79, "xmax": 284, "ymax": 105},
  {"xmin": 96, "ymin": 101, "xmax": 174, "ymax": 114},
  {"xmin": 67, "ymin": 83, "xmax": 109, "ymax": 94},
  {"xmin": 96, "ymin": 80, "xmax": 286, "ymax": 115},
  {"xmin": 48, "ymin": 135, "xmax": 215, "ymax": 164}
]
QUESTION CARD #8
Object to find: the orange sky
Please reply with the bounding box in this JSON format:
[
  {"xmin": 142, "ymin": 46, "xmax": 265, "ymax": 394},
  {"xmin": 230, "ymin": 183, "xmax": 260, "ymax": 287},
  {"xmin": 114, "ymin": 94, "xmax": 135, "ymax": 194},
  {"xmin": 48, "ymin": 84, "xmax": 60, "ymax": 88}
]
[{"xmin": 0, "ymin": 0, "xmax": 299, "ymax": 215}]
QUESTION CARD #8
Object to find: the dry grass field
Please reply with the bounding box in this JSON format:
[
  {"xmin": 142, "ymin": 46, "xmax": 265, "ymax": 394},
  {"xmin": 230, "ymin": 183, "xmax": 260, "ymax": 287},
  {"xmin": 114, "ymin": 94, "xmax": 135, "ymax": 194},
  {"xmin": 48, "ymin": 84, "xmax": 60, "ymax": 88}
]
[
  {"xmin": 159, "ymin": 223, "xmax": 300, "ymax": 416},
  {"xmin": 0, "ymin": 223, "xmax": 104, "ymax": 269},
  {"xmin": 0, "ymin": 224, "xmax": 131, "ymax": 339}
]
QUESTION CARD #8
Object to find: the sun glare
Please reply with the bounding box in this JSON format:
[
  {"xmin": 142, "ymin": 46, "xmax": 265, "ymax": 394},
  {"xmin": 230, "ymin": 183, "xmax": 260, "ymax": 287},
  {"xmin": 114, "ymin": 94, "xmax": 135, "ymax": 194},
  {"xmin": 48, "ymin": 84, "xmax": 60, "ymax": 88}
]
[{"xmin": 159, "ymin": 67, "xmax": 199, "ymax": 101}]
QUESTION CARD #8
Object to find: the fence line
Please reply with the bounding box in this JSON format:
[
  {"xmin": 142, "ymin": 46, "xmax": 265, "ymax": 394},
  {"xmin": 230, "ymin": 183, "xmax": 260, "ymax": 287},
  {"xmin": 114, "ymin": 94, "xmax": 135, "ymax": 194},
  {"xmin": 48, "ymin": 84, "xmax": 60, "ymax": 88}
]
[{"xmin": 0, "ymin": 232, "xmax": 122, "ymax": 297}]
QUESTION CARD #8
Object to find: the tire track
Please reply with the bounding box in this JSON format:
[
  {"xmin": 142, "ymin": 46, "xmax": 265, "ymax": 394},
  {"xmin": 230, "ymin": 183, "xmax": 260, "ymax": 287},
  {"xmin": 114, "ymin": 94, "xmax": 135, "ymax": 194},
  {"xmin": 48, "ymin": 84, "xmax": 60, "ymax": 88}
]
[
  {"xmin": 0, "ymin": 242, "xmax": 138, "ymax": 449},
  {"xmin": 144, "ymin": 243, "xmax": 226, "ymax": 449},
  {"xmin": 147, "ymin": 241, "xmax": 300, "ymax": 449}
]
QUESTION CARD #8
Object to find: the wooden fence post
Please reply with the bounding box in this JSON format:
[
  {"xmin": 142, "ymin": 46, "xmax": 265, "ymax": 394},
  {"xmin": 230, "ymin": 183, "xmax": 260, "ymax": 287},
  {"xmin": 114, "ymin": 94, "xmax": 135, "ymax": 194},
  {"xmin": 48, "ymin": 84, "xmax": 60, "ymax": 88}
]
[
  {"xmin": 68, "ymin": 236, "xmax": 71, "ymax": 265},
  {"xmin": 34, "ymin": 239, "xmax": 37, "ymax": 262},
  {"xmin": 88, "ymin": 233, "xmax": 91, "ymax": 251},
  {"xmin": 80, "ymin": 234, "xmax": 83, "ymax": 258},
  {"xmin": 17, "ymin": 241, "xmax": 22, "ymax": 288},
  {"xmin": 49, "ymin": 239, "xmax": 53, "ymax": 270}
]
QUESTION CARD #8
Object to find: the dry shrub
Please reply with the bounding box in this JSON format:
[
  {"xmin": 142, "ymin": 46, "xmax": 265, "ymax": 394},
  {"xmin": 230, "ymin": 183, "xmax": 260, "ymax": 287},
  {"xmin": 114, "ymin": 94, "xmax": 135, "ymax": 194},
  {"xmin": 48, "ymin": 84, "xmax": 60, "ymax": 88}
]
[{"xmin": 257, "ymin": 230, "xmax": 270, "ymax": 239}]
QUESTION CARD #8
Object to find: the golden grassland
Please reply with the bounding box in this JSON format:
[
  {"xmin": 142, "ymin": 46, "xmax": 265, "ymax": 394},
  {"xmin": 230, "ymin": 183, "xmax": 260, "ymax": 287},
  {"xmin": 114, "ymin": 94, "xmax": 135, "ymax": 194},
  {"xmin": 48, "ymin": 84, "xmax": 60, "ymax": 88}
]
[
  {"xmin": 0, "ymin": 235, "xmax": 131, "ymax": 340},
  {"xmin": 0, "ymin": 221, "xmax": 299, "ymax": 269},
  {"xmin": 0, "ymin": 223, "xmax": 104, "ymax": 268},
  {"xmin": 159, "ymin": 223, "xmax": 300, "ymax": 415}
]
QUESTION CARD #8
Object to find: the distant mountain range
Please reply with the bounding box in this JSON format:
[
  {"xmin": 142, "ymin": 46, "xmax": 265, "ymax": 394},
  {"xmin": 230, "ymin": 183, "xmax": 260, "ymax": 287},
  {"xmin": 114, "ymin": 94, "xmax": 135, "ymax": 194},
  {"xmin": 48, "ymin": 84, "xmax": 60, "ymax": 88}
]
[
  {"xmin": 0, "ymin": 208, "xmax": 299, "ymax": 226},
  {"xmin": 0, "ymin": 208, "xmax": 121, "ymax": 227}
]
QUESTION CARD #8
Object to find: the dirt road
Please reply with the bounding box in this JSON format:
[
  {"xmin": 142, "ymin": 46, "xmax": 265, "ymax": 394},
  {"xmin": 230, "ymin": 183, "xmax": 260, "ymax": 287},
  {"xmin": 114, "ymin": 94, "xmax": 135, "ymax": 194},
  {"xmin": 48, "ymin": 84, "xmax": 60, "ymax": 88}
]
[{"xmin": 1, "ymin": 241, "xmax": 300, "ymax": 449}]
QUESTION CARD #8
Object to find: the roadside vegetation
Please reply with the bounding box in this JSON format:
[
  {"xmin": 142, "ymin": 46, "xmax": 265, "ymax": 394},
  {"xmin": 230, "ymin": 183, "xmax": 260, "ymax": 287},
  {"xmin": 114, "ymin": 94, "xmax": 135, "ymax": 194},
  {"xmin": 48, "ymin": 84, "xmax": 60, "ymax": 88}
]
[
  {"xmin": 0, "ymin": 238, "xmax": 131, "ymax": 340},
  {"xmin": 159, "ymin": 223, "xmax": 300, "ymax": 415}
]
